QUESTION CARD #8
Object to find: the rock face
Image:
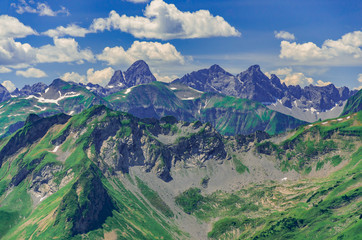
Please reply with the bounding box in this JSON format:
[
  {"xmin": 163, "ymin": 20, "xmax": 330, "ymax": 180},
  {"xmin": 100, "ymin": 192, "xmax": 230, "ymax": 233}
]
[
  {"xmin": 0, "ymin": 104, "xmax": 360, "ymax": 239},
  {"xmin": 0, "ymin": 113, "xmax": 71, "ymax": 166},
  {"xmin": 0, "ymin": 84, "xmax": 10, "ymax": 103},
  {"xmin": 80, "ymin": 106, "xmax": 227, "ymax": 181},
  {"xmin": 173, "ymin": 64, "xmax": 239, "ymax": 96},
  {"xmin": 12, "ymin": 82, "xmax": 48, "ymax": 97},
  {"xmin": 173, "ymin": 64, "xmax": 356, "ymax": 122},
  {"xmin": 107, "ymin": 82, "xmax": 305, "ymax": 136},
  {"xmin": 104, "ymin": 60, "xmax": 157, "ymax": 95},
  {"xmin": 236, "ymin": 65, "xmax": 286, "ymax": 102},
  {"xmin": 124, "ymin": 60, "xmax": 157, "ymax": 87}
]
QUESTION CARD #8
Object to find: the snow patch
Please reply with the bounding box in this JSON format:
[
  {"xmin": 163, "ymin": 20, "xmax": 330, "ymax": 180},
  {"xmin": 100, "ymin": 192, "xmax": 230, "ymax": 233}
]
[
  {"xmin": 347, "ymin": 116, "xmax": 351, "ymax": 119},
  {"xmin": 51, "ymin": 146, "xmax": 60, "ymax": 153},
  {"xmin": 337, "ymin": 118, "xmax": 343, "ymax": 121},
  {"xmin": 24, "ymin": 92, "xmax": 81, "ymax": 105},
  {"xmin": 69, "ymin": 111, "xmax": 74, "ymax": 115},
  {"xmin": 124, "ymin": 87, "xmax": 135, "ymax": 95},
  {"xmin": 170, "ymin": 87, "xmax": 177, "ymax": 90},
  {"xmin": 34, "ymin": 105, "xmax": 47, "ymax": 111},
  {"xmin": 181, "ymin": 97, "xmax": 195, "ymax": 100},
  {"xmin": 44, "ymin": 88, "xmax": 49, "ymax": 93},
  {"xmin": 281, "ymin": 177, "xmax": 288, "ymax": 181},
  {"xmin": 188, "ymin": 86, "xmax": 204, "ymax": 93}
]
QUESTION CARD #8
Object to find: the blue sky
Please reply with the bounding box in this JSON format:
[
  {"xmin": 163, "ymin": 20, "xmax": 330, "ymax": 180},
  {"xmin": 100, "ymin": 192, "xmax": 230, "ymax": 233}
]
[{"xmin": 0, "ymin": 0, "xmax": 361, "ymax": 92}]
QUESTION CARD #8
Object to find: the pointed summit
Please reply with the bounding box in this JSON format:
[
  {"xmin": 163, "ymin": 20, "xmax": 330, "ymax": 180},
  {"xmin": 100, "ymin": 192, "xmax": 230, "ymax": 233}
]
[
  {"xmin": 0, "ymin": 83, "xmax": 11, "ymax": 103},
  {"xmin": 107, "ymin": 70, "xmax": 125, "ymax": 88},
  {"xmin": 124, "ymin": 60, "xmax": 156, "ymax": 86},
  {"xmin": 106, "ymin": 60, "xmax": 156, "ymax": 91},
  {"xmin": 209, "ymin": 64, "xmax": 226, "ymax": 73}
]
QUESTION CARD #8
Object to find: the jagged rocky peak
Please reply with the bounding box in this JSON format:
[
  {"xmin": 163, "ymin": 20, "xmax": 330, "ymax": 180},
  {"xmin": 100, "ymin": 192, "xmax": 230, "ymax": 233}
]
[
  {"xmin": 237, "ymin": 64, "xmax": 269, "ymax": 81},
  {"xmin": 106, "ymin": 60, "xmax": 156, "ymax": 90},
  {"xmin": 246, "ymin": 64, "xmax": 262, "ymax": 74},
  {"xmin": 50, "ymin": 78, "xmax": 69, "ymax": 88},
  {"xmin": 209, "ymin": 64, "xmax": 231, "ymax": 75},
  {"xmin": 11, "ymin": 82, "xmax": 48, "ymax": 98},
  {"xmin": 107, "ymin": 70, "xmax": 125, "ymax": 87},
  {"xmin": 124, "ymin": 60, "xmax": 156, "ymax": 86},
  {"xmin": 0, "ymin": 83, "xmax": 10, "ymax": 103},
  {"xmin": 270, "ymin": 74, "xmax": 287, "ymax": 90},
  {"xmin": 42, "ymin": 78, "xmax": 70, "ymax": 99}
]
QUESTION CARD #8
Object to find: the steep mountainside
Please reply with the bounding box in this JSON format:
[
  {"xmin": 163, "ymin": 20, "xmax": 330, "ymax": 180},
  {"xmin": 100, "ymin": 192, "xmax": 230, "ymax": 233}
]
[
  {"xmin": 11, "ymin": 82, "xmax": 48, "ymax": 98},
  {"xmin": 173, "ymin": 65, "xmax": 356, "ymax": 122},
  {"xmin": 0, "ymin": 84, "xmax": 10, "ymax": 103},
  {"xmin": 0, "ymin": 79, "xmax": 109, "ymax": 137},
  {"xmin": 0, "ymin": 106, "xmax": 360, "ymax": 239},
  {"xmin": 104, "ymin": 60, "xmax": 157, "ymax": 95},
  {"xmin": 106, "ymin": 81, "xmax": 305, "ymax": 135},
  {"xmin": 0, "ymin": 80, "xmax": 305, "ymax": 138},
  {"xmin": 341, "ymin": 89, "xmax": 362, "ymax": 116}
]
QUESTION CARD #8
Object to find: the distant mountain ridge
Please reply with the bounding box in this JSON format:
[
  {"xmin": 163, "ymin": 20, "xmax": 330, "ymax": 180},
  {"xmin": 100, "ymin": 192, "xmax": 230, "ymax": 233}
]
[
  {"xmin": 0, "ymin": 61, "xmax": 357, "ymax": 130},
  {"xmin": 173, "ymin": 64, "xmax": 356, "ymax": 122}
]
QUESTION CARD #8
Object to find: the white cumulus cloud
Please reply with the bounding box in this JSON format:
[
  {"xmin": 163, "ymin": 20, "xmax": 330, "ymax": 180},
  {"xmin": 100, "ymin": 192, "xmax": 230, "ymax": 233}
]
[
  {"xmin": 36, "ymin": 38, "xmax": 94, "ymax": 64},
  {"xmin": 153, "ymin": 73, "xmax": 179, "ymax": 82},
  {"xmin": 0, "ymin": 38, "xmax": 36, "ymax": 66},
  {"xmin": 87, "ymin": 67, "xmax": 115, "ymax": 86},
  {"xmin": 90, "ymin": 0, "xmax": 240, "ymax": 40},
  {"xmin": 274, "ymin": 31, "xmax": 295, "ymax": 40},
  {"xmin": 61, "ymin": 67, "xmax": 115, "ymax": 87},
  {"xmin": 269, "ymin": 67, "xmax": 314, "ymax": 86},
  {"xmin": 280, "ymin": 31, "xmax": 362, "ymax": 65},
  {"xmin": 61, "ymin": 72, "xmax": 86, "ymax": 84},
  {"xmin": 0, "ymin": 66, "xmax": 12, "ymax": 73},
  {"xmin": 97, "ymin": 41, "xmax": 185, "ymax": 66},
  {"xmin": 16, "ymin": 67, "xmax": 47, "ymax": 78},
  {"xmin": 43, "ymin": 24, "xmax": 91, "ymax": 38},
  {"xmin": 316, "ymin": 80, "xmax": 332, "ymax": 87},
  {"xmin": 0, "ymin": 15, "xmax": 37, "ymax": 39},
  {"xmin": 1, "ymin": 80, "xmax": 16, "ymax": 92},
  {"xmin": 11, "ymin": 0, "xmax": 69, "ymax": 17}
]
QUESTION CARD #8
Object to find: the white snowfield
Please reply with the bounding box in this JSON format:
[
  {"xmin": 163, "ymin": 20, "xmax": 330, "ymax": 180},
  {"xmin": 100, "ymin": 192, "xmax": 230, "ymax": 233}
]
[
  {"xmin": 34, "ymin": 105, "xmax": 47, "ymax": 111},
  {"xmin": 181, "ymin": 97, "xmax": 195, "ymax": 100},
  {"xmin": 51, "ymin": 146, "xmax": 60, "ymax": 153},
  {"xmin": 25, "ymin": 91, "xmax": 81, "ymax": 105},
  {"xmin": 124, "ymin": 86, "xmax": 136, "ymax": 95}
]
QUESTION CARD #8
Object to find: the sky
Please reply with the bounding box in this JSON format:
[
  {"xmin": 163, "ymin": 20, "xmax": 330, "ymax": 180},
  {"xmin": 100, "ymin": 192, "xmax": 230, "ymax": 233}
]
[{"xmin": 0, "ymin": 0, "xmax": 361, "ymax": 92}]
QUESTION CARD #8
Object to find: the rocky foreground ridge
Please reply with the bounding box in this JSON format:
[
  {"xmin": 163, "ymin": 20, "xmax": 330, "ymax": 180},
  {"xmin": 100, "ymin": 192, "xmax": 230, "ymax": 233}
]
[{"xmin": 0, "ymin": 104, "xmax": 360, "ymax": 239}]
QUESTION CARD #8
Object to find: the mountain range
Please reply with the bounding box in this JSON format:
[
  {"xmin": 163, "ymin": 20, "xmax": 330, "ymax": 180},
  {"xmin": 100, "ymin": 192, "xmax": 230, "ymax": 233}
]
[
  {"xmin": 1, "ymin": 61, "xmax": 356, "ymax": 125},
  {"xmin": 0, "ymin": 103, "xmax": 360, "ymax": 239},
  {"xmin": 0, "ymin": 60, "xmax": 361, "ymax": 239},
  {"xmin": 0, "ymin": 60, "xmax": 358, "ymax": 139},
  {"xmin": 173, "ymin": 64, "xmax": 356, "ymax": 122}
]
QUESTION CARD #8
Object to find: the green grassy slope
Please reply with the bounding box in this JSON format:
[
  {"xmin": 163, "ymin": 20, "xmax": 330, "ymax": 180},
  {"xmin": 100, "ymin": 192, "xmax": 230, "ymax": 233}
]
[
  {"xmin": 176, "ymin": 111, "xmax": 362, "ymax": 239},
  {"xmin": 0, "ymin": 106, "xmax": 184, "ymax": 239},
  {"xmin": 341, "ymin": 89, "xmax": 362, "ymax": 116}
]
